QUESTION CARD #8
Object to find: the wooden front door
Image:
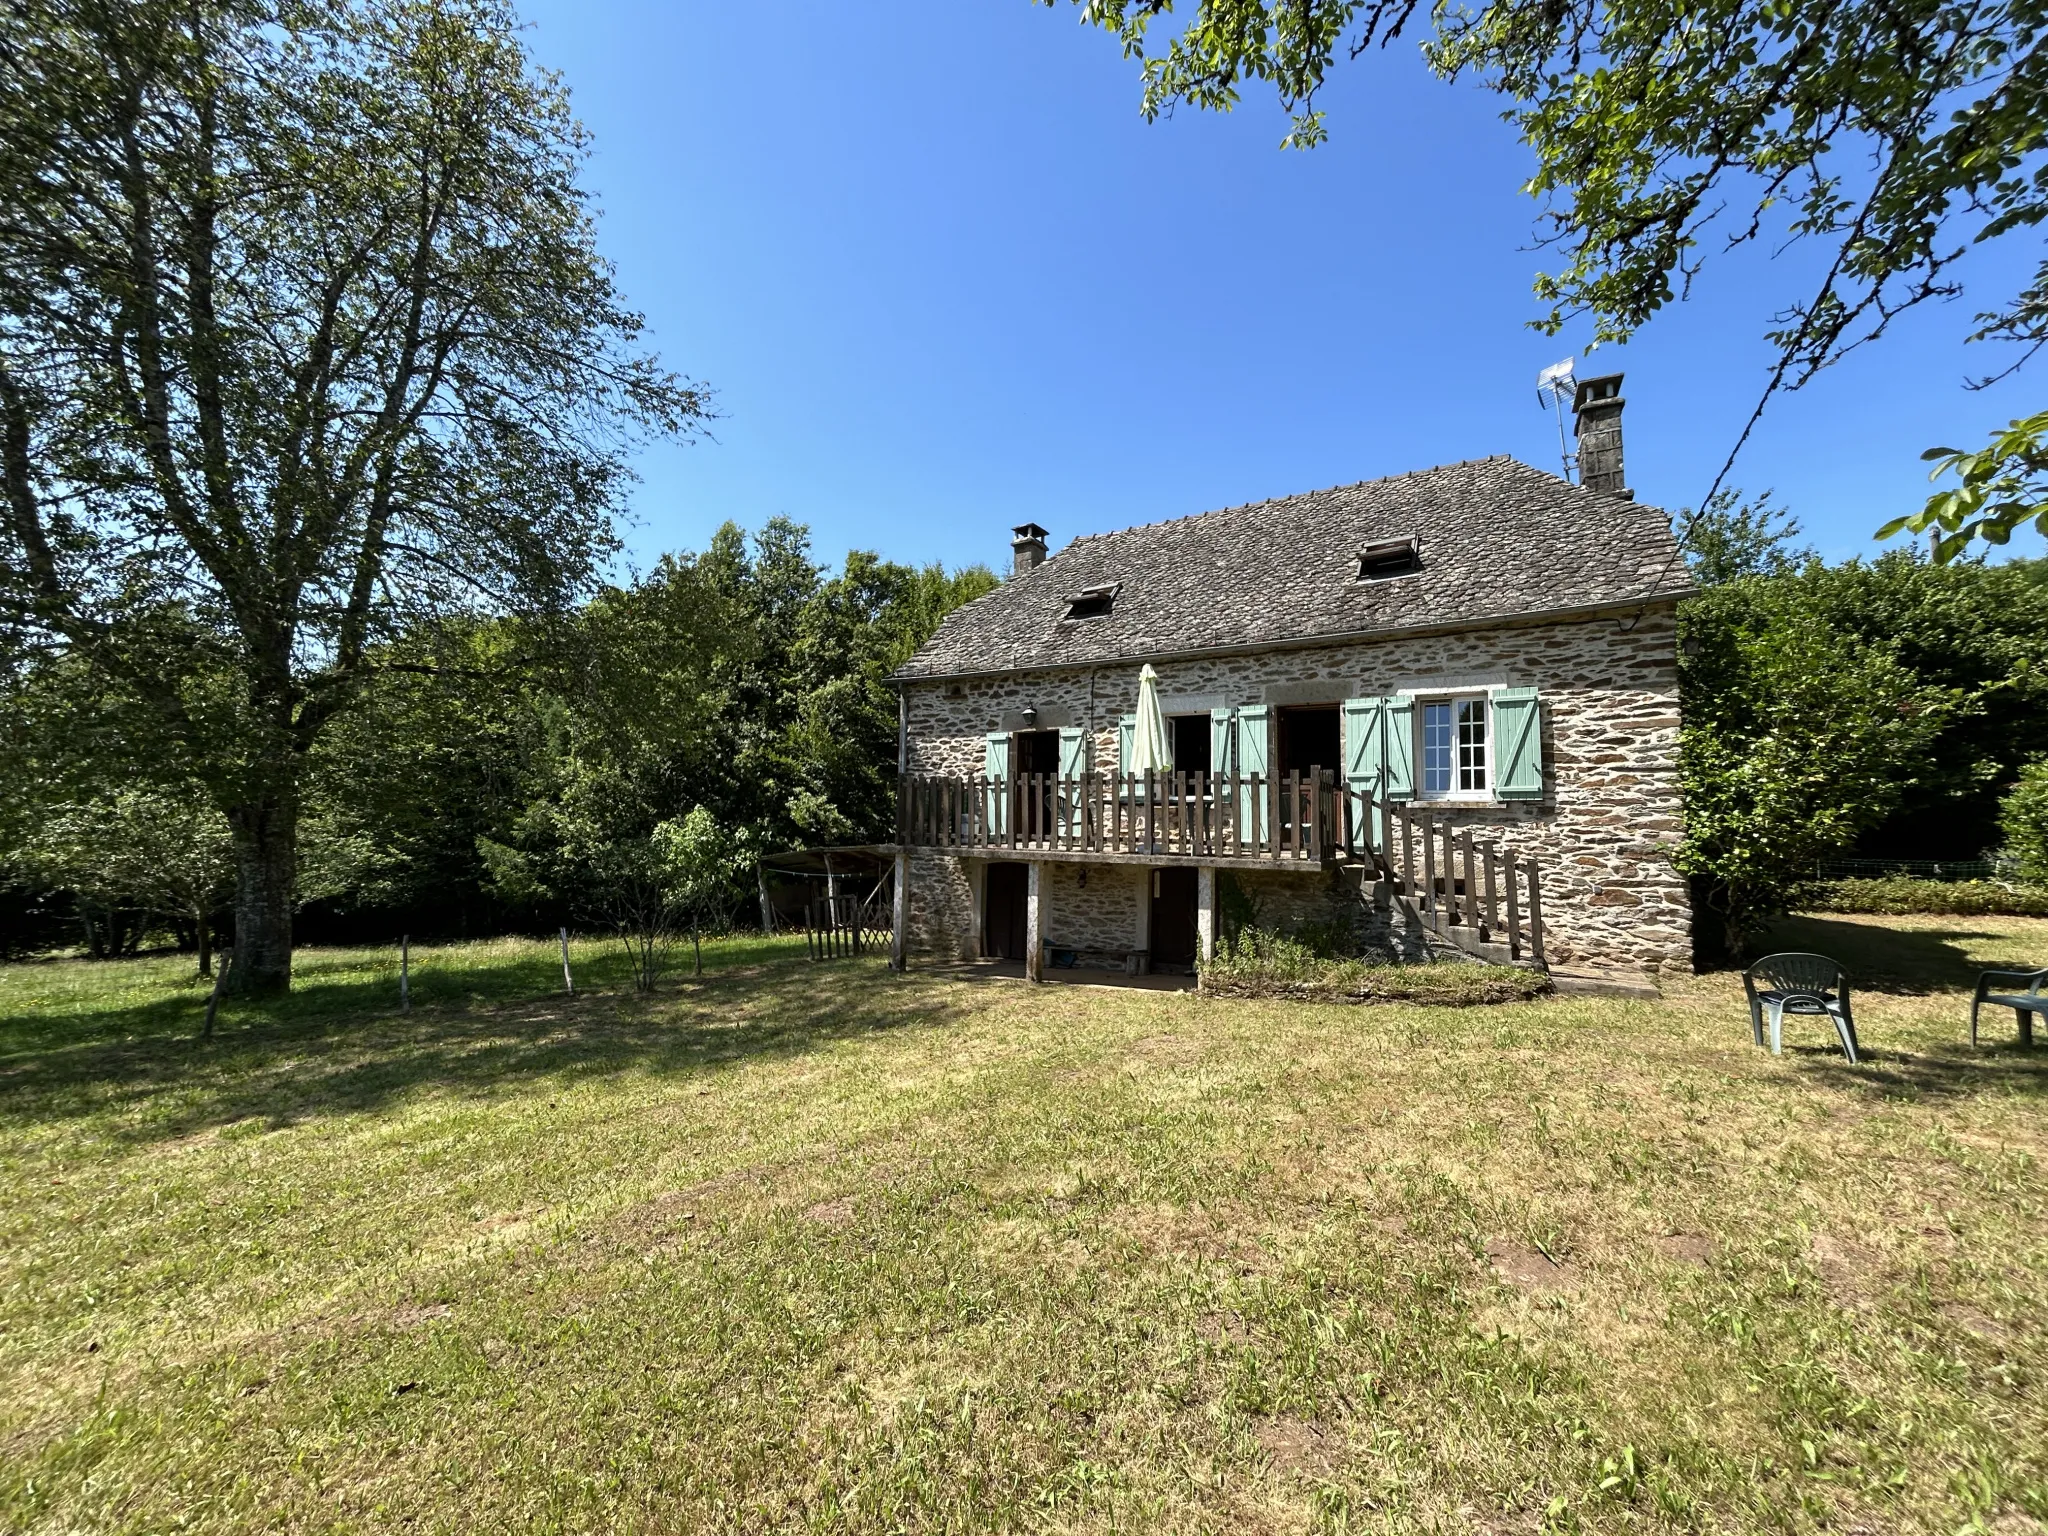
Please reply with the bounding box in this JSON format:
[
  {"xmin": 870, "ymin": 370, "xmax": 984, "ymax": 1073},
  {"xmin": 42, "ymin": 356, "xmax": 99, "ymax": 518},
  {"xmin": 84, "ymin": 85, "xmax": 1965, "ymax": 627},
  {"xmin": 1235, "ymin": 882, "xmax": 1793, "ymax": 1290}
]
[
  {"xmin": 1150, "ymin": 867, "xmax": 1199, "ymax": 969},
  {"xmin": 984, "ymin": 862, "xmax": 1029, "ymax": 961}
]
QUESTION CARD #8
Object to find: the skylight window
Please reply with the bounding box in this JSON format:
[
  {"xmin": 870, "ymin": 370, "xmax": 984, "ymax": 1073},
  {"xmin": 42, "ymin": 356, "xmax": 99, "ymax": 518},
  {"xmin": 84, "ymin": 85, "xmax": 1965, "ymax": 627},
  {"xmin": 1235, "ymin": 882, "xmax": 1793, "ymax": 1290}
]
[
  {"xmin": 1062, "ymin": 582, "xmax": 1119, "ymax": 621},
  {"xmin": 1356, "ymin": 536, "xmax": 1421, "ymax": 580}
]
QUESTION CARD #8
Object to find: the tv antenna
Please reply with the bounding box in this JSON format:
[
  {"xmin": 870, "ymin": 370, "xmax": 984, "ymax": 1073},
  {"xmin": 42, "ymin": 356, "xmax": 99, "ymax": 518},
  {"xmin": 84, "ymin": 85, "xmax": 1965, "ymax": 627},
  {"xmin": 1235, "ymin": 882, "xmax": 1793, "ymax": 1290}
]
[{"xmin": 1536, "ymin": 358, "xmax": 1577, "ymax": 483}]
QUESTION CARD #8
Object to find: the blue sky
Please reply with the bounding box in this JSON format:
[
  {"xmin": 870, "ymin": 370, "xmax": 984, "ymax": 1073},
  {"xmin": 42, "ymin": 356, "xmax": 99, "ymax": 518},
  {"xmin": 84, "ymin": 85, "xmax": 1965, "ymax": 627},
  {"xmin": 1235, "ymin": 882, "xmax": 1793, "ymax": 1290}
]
[{"xmin": 519, "ymin": 0, "xmax": 2044, "ymax": 575}]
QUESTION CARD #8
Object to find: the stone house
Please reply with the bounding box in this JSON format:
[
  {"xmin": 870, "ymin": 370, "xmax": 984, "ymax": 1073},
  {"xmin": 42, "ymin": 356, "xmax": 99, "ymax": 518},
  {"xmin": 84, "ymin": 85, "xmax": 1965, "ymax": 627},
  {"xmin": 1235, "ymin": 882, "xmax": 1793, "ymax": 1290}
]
[{"xmin": 883, "ymin": 375, "xmax": 1693, "ymax": 981}]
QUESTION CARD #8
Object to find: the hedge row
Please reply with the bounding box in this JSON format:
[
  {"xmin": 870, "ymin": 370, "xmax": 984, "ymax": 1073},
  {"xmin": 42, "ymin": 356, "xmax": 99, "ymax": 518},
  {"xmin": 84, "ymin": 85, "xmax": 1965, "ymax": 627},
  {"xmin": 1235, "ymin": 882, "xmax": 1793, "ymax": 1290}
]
[
  {"xmin": 1201, "ymin": 929, "xmax": 1550, "ymax": 1005},
  {"xmin": 1807, "ymin": 877, "xmax": 2048, "ymax": 917}
]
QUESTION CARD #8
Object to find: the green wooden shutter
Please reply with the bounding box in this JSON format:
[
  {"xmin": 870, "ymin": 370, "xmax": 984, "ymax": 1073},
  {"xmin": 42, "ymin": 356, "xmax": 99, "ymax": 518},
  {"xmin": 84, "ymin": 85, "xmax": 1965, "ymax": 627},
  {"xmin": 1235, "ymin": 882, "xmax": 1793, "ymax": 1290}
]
[
  {"xmin": 1210, "ymin": 706, "xmax": 1238, "ymax": 778},
  {"xmin": 1117, "ymin": 713, "xmax": 1135, "ymax": 778},
  {"xmin": 1342, "ymin": 697, "xmax": 1386, "ymax": 850},
  {"xmin": 1058, "ymin": 727, "xmax": 1087, "ymax": 778},
  {"xmin": 1383, "ymin": 696, "xmax": 1415, "ymax": 801},
  {"xmin": 1058, "ymin": 726, "xmax": 1088, "ymax": 838},
  {"xmin": 1342, "ymin": 698, "xmax": 1384, "ymax": 794},
  {"xmin": 1237, "ymin": 704, "xmax": 1271, "ymax": 843},
  {"xmin": 984, "ymin": 731, "xmax": 1010, "ymax": 833},
  {"xmin": 1492, "ymin": 687, "xmax": 1542, "ymax": 800}
]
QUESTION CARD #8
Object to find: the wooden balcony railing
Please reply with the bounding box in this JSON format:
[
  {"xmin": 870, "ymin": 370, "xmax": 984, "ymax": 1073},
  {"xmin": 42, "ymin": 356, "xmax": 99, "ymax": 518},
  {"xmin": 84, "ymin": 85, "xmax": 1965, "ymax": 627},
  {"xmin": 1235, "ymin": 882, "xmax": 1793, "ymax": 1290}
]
[
  {"xmin": 897, "ymin": 768, "xmax": 1548, "ymax": 967},
  {"xmin": 898, "ymin": 769, "xmax": 1340, "ymax": 864},
  {"xmin": 1368, "ymin": 800, "xmax": 1545, "ymax": 966}
]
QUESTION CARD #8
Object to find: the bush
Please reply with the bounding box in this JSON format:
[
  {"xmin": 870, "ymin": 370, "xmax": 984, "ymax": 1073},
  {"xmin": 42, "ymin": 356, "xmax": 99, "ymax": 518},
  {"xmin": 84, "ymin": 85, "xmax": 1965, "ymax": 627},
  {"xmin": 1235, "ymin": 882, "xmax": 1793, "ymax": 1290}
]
[
  {"xmin": 1999, "ymin": 760, "xmax": 2048, "ymax": 887},
  {"xmin": 1201, "ymin": 928, "xmax": 1550, "ymax": 1005},
  {"xmin": 1806, "ymin": 877, "xmax": 2048, "ymax": 917}
]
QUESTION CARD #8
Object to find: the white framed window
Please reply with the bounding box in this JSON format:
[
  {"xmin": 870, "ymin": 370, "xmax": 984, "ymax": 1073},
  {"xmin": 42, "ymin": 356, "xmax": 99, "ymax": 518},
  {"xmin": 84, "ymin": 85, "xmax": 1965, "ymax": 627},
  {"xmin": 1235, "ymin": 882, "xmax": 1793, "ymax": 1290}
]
[{"xmin": 1418, "ymin": 694, "xmax": 1489, "ymax": 800}]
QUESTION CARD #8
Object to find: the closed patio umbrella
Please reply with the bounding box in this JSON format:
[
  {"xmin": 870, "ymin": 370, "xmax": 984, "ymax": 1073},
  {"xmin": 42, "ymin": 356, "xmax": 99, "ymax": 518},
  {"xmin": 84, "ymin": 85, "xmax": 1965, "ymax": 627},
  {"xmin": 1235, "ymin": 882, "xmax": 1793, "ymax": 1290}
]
[{"xmin": 1131, "ymin": 664, "xmax": 1172, "ymax": 775}]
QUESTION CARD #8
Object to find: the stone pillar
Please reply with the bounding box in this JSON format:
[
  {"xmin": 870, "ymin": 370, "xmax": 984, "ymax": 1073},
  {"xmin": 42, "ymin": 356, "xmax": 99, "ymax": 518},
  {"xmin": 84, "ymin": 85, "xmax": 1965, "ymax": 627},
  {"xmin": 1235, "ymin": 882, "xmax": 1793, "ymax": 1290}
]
[
  {"xmin": 1025, "ymin": 860, "xmax": 1045, "ymax": 982},
  {"xmin": 890, "ymin": 849, "xmax": 908, "ymax": 972},
  {"xmin": 1197, "ymin": 866, "xmax": 1217, "ymax": 967}
]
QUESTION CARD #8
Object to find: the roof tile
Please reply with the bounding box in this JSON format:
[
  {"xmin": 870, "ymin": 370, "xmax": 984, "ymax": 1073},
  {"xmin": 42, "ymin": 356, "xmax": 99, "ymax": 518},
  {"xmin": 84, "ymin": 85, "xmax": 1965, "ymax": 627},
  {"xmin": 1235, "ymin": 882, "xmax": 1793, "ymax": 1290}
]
[{"xmin": 894, "ymin": 457, "xmax": 1692, "ymax": 680}]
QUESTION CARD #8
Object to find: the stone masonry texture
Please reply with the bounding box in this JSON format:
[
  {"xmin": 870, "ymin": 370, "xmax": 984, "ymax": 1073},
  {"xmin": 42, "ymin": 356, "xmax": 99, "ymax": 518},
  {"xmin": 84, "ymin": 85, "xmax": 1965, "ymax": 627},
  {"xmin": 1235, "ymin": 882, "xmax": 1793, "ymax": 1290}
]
[{"xmin": 900, "ymin": 610, "xmax": 1689, "ymax": 972}]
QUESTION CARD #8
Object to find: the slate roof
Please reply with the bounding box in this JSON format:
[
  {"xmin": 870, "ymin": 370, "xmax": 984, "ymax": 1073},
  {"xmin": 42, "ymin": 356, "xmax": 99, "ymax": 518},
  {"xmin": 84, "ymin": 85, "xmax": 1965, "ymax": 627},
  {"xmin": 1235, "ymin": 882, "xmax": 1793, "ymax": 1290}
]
[{"xmin": 893, "ymin": 457, "xmax": 1692, "ymax": 681}]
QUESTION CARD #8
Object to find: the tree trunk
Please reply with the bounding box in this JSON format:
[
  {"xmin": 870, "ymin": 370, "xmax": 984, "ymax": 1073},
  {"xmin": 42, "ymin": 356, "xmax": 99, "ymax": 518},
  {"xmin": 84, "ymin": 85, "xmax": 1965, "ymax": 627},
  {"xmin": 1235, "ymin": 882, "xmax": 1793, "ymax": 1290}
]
[
  {"xmin": 226, "ymin": 787, "xmax": 296, "ymax": 996},
  {"xmin": 196, "ymin": 910, "xmax": 212, "ymax": 979}
]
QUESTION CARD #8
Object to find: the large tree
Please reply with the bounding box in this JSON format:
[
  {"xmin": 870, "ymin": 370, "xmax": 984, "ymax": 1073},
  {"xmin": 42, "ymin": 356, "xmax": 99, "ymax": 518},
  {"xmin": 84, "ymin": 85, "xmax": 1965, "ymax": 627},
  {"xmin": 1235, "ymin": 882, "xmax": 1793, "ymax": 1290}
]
[
  {"xmin": 1048, "ymin": 0, "xmax": 2048, "ymax": 556},
  {"xmin": 0, "ymin": 0, "xmax": 704, "ymax": 992}
]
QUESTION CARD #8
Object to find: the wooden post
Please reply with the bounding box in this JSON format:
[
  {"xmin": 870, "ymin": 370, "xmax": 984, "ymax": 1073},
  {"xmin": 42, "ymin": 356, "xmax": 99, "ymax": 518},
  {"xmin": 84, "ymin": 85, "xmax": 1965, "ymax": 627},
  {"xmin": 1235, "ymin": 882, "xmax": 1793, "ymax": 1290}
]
[
  {"xmin": 1481, "ymin": 842, "xmax": 1501, "ymax": 942},
  {"xmin": 891, "ymin": 847, "xmax": 909, "ymax": 971},
  {"xmin": 1460, "ymin": 830, "xmax": 1477, "ymax": 933},
  {"xmin": 1504, "ymin": 857, "xmax": 1523, "ymax": 961},
  {"xmin": 1025, "ymin": 860, "xmax": 1045, "ymax": 983},
  {"xmin": 1526, "ymin": 860, "xmax": 1546, "ymax": 966},
  {"xmin": 559, "ymin": 927, "xmax": 574, "ymax": 994},
  {"xmin": 202, "ymin": 944, "xmax": 230, "ymax": 1039},
  {"xmin": 1309, "ymin": 770, "xmax": 1324, "ymax": 864},
  {"xmin": 757, "ymin": 861, "xmax": 775, "ymax": 933},
  {"xmin": 1420, "ymin": 812, "xmax": 1437, "ymax": 920},
  {"xmin": 400, "ymin": 935, "xmax": 410, "ymax": 1011},
  {"xmin": 1197, "ymin": 866, "xmax": 1217, "ymax": 969}
]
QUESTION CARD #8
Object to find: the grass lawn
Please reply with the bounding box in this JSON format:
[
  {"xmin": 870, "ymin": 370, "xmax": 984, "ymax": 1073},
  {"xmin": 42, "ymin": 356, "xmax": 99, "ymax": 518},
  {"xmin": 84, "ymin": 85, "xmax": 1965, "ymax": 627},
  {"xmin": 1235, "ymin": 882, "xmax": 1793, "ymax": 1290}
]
[{"xmin": 1, "ymin": 916, "xmax": 2043, "ymax": 1534}]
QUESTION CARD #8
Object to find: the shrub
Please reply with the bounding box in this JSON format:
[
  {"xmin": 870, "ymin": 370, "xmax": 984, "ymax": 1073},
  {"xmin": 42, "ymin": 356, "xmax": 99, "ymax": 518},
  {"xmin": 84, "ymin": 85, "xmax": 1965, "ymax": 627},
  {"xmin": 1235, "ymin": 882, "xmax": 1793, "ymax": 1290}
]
[
  {"xmin": 1806, "ymin": 877, "xmax": 2048, "ymax": 917},
  {"xmin": 1201, "ymin": 928, "xmax": 1550, "ymax": 1006},
  {"xmin": 1999, "ymin": 760, "xmax": 2048, "ymax": 887}
]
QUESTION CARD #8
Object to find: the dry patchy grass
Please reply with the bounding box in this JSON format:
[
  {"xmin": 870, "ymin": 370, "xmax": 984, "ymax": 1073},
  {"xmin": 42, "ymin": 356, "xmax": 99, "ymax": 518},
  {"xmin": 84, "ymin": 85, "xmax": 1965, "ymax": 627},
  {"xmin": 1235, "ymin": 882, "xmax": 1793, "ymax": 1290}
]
[{"xmin": 0, "ymin": 916, "xmax": 2043, "ymax": 1533}]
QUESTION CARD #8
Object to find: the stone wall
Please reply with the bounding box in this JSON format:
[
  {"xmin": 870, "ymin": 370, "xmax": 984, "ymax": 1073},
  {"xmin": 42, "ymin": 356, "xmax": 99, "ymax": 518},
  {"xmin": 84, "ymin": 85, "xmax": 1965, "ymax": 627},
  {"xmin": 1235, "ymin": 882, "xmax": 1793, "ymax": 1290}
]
[
  {"xmin": 906, "ymin": 850, "xmax": 976, "ymax": 961},
  {"xmin": 900, "ymin": 609, "xmax": 1689, "ymax": 972}
]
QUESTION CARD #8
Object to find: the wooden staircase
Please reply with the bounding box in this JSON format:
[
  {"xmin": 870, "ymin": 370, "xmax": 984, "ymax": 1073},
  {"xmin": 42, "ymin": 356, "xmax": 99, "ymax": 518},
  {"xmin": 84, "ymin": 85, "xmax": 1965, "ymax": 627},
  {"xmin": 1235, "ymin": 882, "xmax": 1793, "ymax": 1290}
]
[{"xmin": 1348, "ymin": 795, "xmax": 1547, "ymax": 971}]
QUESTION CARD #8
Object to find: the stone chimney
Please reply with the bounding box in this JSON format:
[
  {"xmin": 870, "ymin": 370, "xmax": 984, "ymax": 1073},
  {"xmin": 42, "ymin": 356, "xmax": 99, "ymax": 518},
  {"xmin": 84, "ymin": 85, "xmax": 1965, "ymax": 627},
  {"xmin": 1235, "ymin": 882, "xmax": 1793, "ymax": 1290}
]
[
  {"xmin": 1572, "ymin": 372, "xmax": 1629, "ymax": 497},
  {"xmin": 1010, "ymin": 522, "xmax": 1048, "ymax": 575}
]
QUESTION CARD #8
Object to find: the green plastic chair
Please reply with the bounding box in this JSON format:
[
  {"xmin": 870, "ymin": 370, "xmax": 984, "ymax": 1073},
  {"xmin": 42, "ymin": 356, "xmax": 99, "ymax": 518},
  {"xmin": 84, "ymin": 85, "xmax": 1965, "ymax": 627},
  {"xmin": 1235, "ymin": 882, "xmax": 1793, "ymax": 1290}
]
[
  {"xmin": 1742, "ymin": 952, "xmax": 1860, "ymax": 1063},
  {"xmin": 1970, "ymin": 968, "xmax": 2045, "ymax": 1048}
]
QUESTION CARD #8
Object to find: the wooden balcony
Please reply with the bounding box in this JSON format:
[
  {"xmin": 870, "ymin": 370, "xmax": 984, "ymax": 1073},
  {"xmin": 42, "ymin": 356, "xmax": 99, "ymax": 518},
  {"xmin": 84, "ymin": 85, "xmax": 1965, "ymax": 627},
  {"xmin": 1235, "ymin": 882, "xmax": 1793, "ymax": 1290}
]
[
  {"xmin": 896, "ymin": 769, "xmax": 1547, "ymax": 967},
  {"xmin": 898, "ymin": 769, "xmax": 1341, "ymax": 869}
]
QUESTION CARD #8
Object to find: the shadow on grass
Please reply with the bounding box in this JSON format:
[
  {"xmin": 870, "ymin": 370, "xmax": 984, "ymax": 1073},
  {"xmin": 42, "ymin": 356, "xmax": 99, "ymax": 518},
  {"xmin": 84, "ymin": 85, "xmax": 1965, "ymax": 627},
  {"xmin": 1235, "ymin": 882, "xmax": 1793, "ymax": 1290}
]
[
  {"xmin": 0, "ymin": 945, "xmax": 960, "ymax": 1146},
  {"xmin": 1778, "ymin": 1035, "xmax": 2047, "ymax": 1103},
  {"xmin": 1749, "ymin": 914, "xmax": 2046, "ymax": 996}
]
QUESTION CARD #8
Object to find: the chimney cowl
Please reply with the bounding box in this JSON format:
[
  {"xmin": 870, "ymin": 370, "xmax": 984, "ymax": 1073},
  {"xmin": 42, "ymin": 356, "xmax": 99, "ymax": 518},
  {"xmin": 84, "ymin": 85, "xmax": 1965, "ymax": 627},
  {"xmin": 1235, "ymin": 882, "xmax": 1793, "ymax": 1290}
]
[
  {"xmin": 1571, "ymin": 372, "xmax": 1629, "ymax": 497},
  {"xmin": 1010, "ymin": 522, "xmax": 1049, "ymax": 575}
]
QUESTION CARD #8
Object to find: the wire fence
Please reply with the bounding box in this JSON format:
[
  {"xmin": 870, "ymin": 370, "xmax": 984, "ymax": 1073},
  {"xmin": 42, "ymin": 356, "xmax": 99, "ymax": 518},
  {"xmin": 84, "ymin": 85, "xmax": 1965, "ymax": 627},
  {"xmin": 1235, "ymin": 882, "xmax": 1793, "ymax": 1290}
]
[{"xmin": 1816, "ymin": 857, "xmax": 2006, "ymax": 882}]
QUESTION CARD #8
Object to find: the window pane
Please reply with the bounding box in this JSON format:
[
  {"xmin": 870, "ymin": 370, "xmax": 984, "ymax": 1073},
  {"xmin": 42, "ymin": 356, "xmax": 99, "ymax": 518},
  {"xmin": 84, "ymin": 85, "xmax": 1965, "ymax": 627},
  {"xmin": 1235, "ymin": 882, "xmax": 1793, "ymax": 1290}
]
[
  {"xmin": 1423, "ymin": 701, "xmax": 1452, "ymax": 793},
  {"xmin": 1456, "ymin": 699, "xmax": 1487, "ymax": 792}
]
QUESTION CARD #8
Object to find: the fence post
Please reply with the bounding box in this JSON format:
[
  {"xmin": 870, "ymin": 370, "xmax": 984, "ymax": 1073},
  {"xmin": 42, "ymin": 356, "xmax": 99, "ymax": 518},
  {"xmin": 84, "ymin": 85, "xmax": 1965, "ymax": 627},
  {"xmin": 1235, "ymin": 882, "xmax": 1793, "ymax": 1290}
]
[
  {"xmin": 1420, "ymin": 812, "xmax": 1437, "ymax": 921},
  {"xmin": 559, "ymin": 927, "xmax": 574, "ymax": 995},
  {"xmin": 1504, "ymin": 858, "xmax": 1523, "ymax": 961}
]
